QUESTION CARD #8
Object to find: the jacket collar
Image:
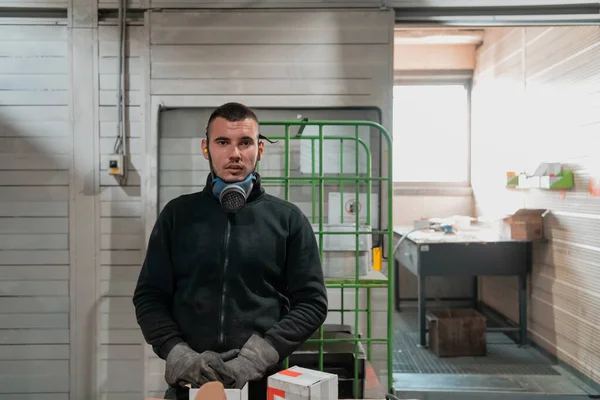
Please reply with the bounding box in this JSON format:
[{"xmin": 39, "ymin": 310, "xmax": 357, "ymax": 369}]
[{"xmin": 203, "ymin": 171, "xmax": 265, "ymax": 203}]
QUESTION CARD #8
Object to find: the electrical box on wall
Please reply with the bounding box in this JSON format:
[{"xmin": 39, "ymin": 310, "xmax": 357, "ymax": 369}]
[{"xmin": 108, "ymin": 154, "xmax": 124, "ymax": 176}]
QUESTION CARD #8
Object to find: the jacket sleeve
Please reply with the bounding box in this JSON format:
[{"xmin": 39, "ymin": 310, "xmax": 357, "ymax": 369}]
[
  {"xmin": 263, "ymin": 211, "xmax": 328, "ymax": 360},
  {"xmin": 132, "ymin": 202, "xmax": 184, "ymax": 360}
]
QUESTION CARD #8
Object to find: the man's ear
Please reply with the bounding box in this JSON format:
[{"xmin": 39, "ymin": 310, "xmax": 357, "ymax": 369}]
[
  {"xmin": 202, "ymin": 138, "xmax": 209, "ymax": 160},
  {"xmin": 257, "ymin": 140, "xmax": 265, "ymax": 161}
]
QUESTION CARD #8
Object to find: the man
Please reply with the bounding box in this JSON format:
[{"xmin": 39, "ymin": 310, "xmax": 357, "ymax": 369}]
[{"xmin": 133, "ymin": 102, "xmax": 328, "ymax": 400}]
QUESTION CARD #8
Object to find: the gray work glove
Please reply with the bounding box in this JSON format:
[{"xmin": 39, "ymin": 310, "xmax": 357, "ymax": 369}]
[
  {"xmin": 224, "ymin": 334, "xmax": 280, "ymax": 389},
  {"xmin": 165, "ymin": 342, "xmax": 239, "ymax": 388}
]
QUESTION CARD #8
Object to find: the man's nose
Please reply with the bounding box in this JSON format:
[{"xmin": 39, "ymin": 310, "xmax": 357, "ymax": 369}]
[{"xmin": 229, "ymin": 146, "xmax": 241, "ymax": 160}]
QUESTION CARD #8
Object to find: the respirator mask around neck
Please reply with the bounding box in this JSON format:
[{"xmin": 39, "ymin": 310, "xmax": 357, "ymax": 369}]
[{"xmin": 211, "ymin": 173, "xmax": 256, "ymax": 214}]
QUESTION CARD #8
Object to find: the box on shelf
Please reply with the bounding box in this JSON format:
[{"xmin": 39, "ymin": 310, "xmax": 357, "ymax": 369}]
[{"xmin": 268, "ymin": 366, "xmax": 338, "ymax": 400}]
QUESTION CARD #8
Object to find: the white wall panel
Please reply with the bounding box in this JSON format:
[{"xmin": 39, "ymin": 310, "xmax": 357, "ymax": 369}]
[
  {"xmin": 0, "ymin": 265, "xmax": 69, "ymax": 280},
  {"xmin": 0, "ymin": 19, "xmax": 70, "ymax": 400},
  {"xmin": 96, "ymin": 23, "xmax": 147, "ymax": 400},
  {"xmin": 472, "ymin": 26, "xmax": 600, "ymax": 385}
]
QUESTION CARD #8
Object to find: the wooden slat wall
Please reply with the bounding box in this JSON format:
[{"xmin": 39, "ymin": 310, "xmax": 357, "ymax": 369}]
[
  {"xmin": 472, "ymin": 26, "xmax": 600, "ymax": 384},
  {"xmin": 149, "ymin": 9, "xmax": 392, "ymax": 396},
  {"xmin": 0, "ymin": 20, "xmax": 70, "ymax": 400},
  {"xmin": 97, "ymin": 24, "xmax": 146, "ymax": 400}
]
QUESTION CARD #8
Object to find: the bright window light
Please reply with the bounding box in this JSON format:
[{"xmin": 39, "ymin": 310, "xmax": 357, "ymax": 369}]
[{"xmin": 392, "ymin": 84, "xmax": 469, "ymax": 183}]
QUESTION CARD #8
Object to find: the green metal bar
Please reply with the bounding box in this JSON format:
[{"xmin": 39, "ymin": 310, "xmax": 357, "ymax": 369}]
[
  {"xmin": 367, "ymin": 287, "xmax": 372, "ymax": 361},
  {"xmin": 318, "ymin": 124, "xmax": 325, "ymax": 373},
  {"xmin": 261, "ymin": 176, "xmax": 385, "ymax": 182},
  {"xmin": 305, "ymin": 337, "xmax": 388, "ymax": 343},
  {"xmin": 365, "ymin": 135, "xmax": 372, "ymax": 228},
  {"xmin": 340, "ymin": 287, "xmax": 345, "ymax": 326},
  {"xmin": 266, "ymin": 135, "xmax": 371, "ymax": 163},
  {"xmin": 325, "ymin": 279, "xmax": 387, "ymax": 289},
  {"xmin": 326, "ymin": 280, "xmax": 387, "ymax": 286},
  {"xmin": 311, "ymin": 138, "xmax": 316, "ymax": 224},
  {"xmin": 384, "ymin": 122, "xmax": 394, "ymax": 394},
  {"xmin": 340, "ymin": 138, "xmax": 345, "ymax": 224},
  {"xmin": 313, "ymin": 230, "xmax": 386, "ymax": 235},
  {"xmin": 284, "ymin": 125, "xmax": 290, "ymax": 201},
  {"xmin": 327, "ymin": 283, "xmax": 386, "ymax": 289},
  {"xmin": 339, "ymin": 138, "xmax": 345, "ymax": 326},
  {"xmin": 354, "ymin": 124, "xmax": 360, "ymax": 399},
  {"xmin": 261, "ymin": 178, "xmax": 386, "ymax": 185},
  {"xmin": 260, "ymin": 120, "xmax": 386, "ymax": 129}
]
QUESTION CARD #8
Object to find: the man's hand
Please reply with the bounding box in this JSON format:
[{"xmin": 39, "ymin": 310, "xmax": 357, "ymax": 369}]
[
  {"xmin": 165, "ymin": 342, "xmax": 239, "ymax": 388},
  {"xmin": 224, "ymin": 334, "xmax": 280, "ymax": 389}
]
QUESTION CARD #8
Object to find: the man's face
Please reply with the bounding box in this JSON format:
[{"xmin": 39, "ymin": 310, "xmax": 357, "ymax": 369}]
[{"xmin": 202, "ymin": 117, "xmax": 264, "ymax": 183}]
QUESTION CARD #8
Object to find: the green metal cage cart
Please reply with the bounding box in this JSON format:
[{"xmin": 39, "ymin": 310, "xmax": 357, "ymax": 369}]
[{"xmin": 256, "ymin": 120, "xmax": 394, "ymax": 398}]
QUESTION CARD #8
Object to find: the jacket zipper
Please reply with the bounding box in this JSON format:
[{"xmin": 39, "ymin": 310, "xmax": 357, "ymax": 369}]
[{"xmin": 218, "ymin": 216, "xmax": 231, "ymax": 347}]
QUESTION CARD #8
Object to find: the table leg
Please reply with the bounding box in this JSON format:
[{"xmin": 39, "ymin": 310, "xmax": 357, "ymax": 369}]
[
  {"xmin": 519, "ymin": 273, "xmax": 528, "ymax": 347},
  {"xmin": 418, "ymin": 273, "xmax": 426, "ymax": 347}
]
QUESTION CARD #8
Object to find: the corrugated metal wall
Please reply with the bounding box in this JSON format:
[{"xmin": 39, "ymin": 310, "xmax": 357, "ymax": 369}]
[
  {"xmin": 146, "ymin": 9, "xmax": 393, "ymax": 397},
  {"xmin": 0, "ymin": 18, "xmax": 71, "ymax": 399},
  {"xmin": 472, "ymin": 26, "xmax": 600, "ymax": 384}
]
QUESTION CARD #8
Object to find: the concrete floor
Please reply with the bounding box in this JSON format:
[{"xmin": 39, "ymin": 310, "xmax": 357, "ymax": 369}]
[{"xmin": 391, "ymin": 308, "xmax": 595, "ymax": 400}]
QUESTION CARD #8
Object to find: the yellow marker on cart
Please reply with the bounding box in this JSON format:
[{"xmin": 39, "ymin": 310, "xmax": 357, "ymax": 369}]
[{"xmin": 373, "ymin": 246, "xmax": 382, "ymax": 271}]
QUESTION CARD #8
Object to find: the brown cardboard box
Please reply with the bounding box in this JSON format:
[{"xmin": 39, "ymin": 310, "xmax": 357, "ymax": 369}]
[
  {"xmin": 427, "ymin": 309, "xmax": 486, "ymax": 357},
  {"xmin": 505, "ymin": 209, "xmax": 548, "ymax": 240}
]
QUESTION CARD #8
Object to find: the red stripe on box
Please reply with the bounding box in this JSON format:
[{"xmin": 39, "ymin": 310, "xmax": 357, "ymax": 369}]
[
  {"xmin": 267, "ymin": 387, "xmax": 286, "ymax": 400},
  {"xmin": 278, "ymin": 369, "xmax": 303, "ymax": 378}
]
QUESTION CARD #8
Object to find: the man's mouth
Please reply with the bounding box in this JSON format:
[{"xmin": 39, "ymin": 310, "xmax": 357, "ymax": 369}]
[{"xmin": 226, "ymin": 165, "xmax": 243, "ymax": 171}]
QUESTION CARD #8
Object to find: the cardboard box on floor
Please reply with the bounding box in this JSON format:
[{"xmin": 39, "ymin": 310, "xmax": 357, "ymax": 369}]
[{"xmin": 267, "ymin": 366, "xmax": 337, "ymax": 400}]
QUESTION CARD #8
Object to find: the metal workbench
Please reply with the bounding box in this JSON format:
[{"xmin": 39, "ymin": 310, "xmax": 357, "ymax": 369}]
[{"xmin": 393, "ymin": 227, "xmax": 532, "ymax": 348}]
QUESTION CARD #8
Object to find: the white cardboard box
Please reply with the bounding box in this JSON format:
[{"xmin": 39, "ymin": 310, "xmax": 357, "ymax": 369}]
[
  {"xmin": 189, "ymin": 383, "xmax": 248, "ymax": 400},
  {"xmin": 267, "ymin": 366, "xmax": 338, "ymax": 400}
]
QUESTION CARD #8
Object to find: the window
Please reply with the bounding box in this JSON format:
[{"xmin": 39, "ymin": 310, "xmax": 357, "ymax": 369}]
[{"xmin": 392, "ymin": 84, "xmax": 470, "ymax": 183}]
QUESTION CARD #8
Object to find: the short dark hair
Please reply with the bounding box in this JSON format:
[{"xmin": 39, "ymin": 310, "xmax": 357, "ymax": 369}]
[{"xmin": 205, "ymin": 102, "xmax": 259, "ymax": 139}]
